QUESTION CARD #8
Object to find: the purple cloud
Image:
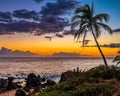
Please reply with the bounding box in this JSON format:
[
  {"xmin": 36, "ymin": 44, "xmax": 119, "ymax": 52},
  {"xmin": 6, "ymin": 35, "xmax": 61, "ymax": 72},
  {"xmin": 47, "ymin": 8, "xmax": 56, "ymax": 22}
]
[
  {"xmin": 0, "ymin": 0, "xmax": 78, "ymax": 36},
  {"xmin": 85, "ymin": 43, "xmax": 120, "ymax": 48},
  {"xmin": 56, "ymin": 33, "xmax": 64, "ymax": 38},
  {"xmin": 113, "ymin": 28, "xmax": 120, "ymax": 33}
]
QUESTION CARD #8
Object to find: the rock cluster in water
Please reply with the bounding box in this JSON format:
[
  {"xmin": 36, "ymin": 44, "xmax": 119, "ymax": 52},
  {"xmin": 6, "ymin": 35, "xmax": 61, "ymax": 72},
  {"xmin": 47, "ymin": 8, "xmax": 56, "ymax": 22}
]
[{"xmin": 0, "ymin": 73, "xmax": 56, "ymax": 96}]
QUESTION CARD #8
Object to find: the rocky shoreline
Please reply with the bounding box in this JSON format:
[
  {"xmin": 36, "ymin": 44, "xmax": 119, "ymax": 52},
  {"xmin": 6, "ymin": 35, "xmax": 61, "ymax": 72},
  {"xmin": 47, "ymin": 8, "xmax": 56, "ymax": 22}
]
[
  {"xmin": 0, "ymin": 73, "xmax": 60, "ymax": 96},
  {"xmin": 1, "ymin": 65, "xmax": 120, "ymax": 96}
]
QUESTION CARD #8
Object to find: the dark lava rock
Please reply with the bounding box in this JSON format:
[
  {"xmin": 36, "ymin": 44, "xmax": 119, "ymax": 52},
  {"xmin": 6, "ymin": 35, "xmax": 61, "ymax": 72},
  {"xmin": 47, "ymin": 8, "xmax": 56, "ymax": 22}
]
[
  {"xmin": 25, "ymin": 73, "xmax": 40, "ymax": 88},
  {"xmin": 0, "ymin": 79, "xmax": 8, "ymax": 93},
  {"xmin": 46, "ymin": 79, "xmax": 56, "ymax": 86},
  {"xmin": 41, "ymin": 77, "xmax": 45, "ymax": 82},
  {"xmin": 59, "ymin": 71, "xmax": 73, "ymax": 82},
  {"xmin": 0, "ymin": 79, "xmax": 8, "ymax": 88},
  {"xmin": 24, "ymin": 87, "xmax": 30, "ymax": 92},
  {"xmin": 15, "ymin": 88, "xmax": 26, "ymax": 96},
  {"xmin": 6, "ymin": 77, "xmax": 17, "ymax": 90}
]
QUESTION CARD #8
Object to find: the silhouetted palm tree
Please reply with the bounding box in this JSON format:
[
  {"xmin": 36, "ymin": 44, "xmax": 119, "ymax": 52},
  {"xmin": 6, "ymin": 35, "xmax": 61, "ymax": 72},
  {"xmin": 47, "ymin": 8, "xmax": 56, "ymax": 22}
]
[
  {"xmin": 71, "ymin": 2, "xmax": 112, "ymax": 68},
  {"xmin": 113, "ymin": 51, "xmax": 120, "ymax": 65}
]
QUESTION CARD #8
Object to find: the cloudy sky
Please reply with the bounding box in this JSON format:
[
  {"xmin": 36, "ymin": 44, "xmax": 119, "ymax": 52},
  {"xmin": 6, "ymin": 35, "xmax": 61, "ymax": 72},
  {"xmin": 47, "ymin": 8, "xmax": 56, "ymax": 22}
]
[{"xmin": 0, "ymin": 0, "xmax": 120, "ymax": 57}]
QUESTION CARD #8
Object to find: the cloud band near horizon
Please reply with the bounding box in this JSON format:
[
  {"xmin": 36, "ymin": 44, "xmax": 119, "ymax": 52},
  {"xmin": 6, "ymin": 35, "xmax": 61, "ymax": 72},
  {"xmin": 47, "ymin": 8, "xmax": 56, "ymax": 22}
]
[{"xmin": 85, "ymin": 43, "xmax": 120, "ymax": 48}]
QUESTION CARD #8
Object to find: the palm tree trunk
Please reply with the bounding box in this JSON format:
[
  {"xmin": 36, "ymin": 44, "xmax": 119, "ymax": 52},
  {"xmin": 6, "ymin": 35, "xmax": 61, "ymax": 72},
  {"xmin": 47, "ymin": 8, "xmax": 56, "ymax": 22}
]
[{"xmin": 91, "ymin": 27, "xmax": 108, "ymax": 68}]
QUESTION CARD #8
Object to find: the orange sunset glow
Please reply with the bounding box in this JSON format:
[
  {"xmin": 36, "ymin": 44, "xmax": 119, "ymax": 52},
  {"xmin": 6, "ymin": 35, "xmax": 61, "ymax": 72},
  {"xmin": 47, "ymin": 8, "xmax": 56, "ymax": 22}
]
[
  {"xmin": 0, "ymin": 0, "xmax": 120, "ymax": 58},
  {"xmin": 0, "ymin": 0, "xmax": 120, "ymax": 95},
  {"xmin": 0, "ymin": 32, "xmax": 119, "ymax": 57}
]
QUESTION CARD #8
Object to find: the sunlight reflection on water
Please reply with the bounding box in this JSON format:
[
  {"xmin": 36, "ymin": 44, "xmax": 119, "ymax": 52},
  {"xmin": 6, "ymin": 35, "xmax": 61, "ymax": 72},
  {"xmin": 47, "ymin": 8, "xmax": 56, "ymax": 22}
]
[{"xmin": 0, "ymin": 58, "xmax": 115, "ymax": 76}]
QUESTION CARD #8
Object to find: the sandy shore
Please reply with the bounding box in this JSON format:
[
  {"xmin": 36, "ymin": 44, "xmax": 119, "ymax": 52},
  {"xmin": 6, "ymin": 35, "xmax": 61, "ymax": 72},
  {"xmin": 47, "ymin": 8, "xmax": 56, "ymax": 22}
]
[
  {"xmin": 0, "ymin": 88, "xmax": 36, "ymax": 96},
  {"xmin": 0, "ymin": 90, "xmax": 16, "ymax": 96}
]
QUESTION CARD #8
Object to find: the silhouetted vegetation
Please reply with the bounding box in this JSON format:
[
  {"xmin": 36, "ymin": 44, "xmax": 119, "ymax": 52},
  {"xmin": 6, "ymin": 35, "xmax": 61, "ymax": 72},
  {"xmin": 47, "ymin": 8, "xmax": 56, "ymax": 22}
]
[
  {"xmin": 35, "ymin": 65, "xmax": 120, "ymax": 96},
  {"xmin": 71, "ymin": 2, "xmax": 112, "ymax": 68},
  {"xmin": 113, "ymin": 50, "xmax": 120, "ymax": 65}
]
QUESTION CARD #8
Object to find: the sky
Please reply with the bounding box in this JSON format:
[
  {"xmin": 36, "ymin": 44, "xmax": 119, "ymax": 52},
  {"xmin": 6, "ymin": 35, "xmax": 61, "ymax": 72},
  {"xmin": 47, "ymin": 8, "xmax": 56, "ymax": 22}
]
[{"xmin": 0, "ymin": 0, "xmax": 120, "ymax": 57}]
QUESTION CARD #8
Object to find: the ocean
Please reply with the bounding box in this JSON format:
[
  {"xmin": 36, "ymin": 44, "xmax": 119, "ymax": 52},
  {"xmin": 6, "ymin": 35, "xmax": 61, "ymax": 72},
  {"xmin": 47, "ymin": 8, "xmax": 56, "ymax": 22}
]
[
  {"xmin": 0, "ymin": 57, "xmax": 115, "ymax": 75},
  {"xmin": 0, "ymin": 57, "xmax": 115, "ymax": 82}
]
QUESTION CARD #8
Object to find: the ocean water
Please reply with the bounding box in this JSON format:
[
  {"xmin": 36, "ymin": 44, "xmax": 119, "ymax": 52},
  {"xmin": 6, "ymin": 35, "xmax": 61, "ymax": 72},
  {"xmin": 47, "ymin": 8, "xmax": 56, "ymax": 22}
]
[{"xmin": 0, "ymin": 57, "xmax": 115, "ymax": 76}]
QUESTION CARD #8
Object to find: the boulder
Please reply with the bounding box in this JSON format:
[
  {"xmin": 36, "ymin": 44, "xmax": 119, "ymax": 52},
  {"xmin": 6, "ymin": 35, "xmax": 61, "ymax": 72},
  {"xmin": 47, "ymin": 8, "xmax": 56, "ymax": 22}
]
[
  {"xmin": 0, "ymin": 79, "xmax": 8, "ymax": 88},
  {"xmin": 59, "ymin": 71, "xmax": 73, "ymax": 82},
  {"xmin": 6, "ymin": 77, "xmax": 16, "ymax": 90},
  {"xmin": 46, "ymin": 79, "xmax": 56, "ymax": 86},
  {"xmin": 0, "ymin": 79, "xmax": 8, "ymax": 92},
  {"xmin": 25, "ymin": 73, "xmax": 40, "ymax": 88},
  {"xmin": 15, "ymin": 88, "xmax": 26, "ymax": 96}
]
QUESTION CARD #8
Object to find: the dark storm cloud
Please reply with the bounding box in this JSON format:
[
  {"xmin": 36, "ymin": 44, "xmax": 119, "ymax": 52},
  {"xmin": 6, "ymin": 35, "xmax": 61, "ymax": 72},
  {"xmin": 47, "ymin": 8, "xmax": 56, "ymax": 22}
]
[
  {"xmin": 13, "ymin": 9, "xmax": 40, "ymax": 20},
  {"xmin": 85, "ymin": 43, "xmax": 120, "ymax": 48},
  {"xmin": 102, "ymin": 43, "xmax": 120, "ymax": 48},
  {"xmin": 39, "ymin": 0, "xmax": 78, "ymax": 32},
  {"xmin": 63, "ymin": 30, "xmax": 76, "ymax": 35},
  {"xmin": 113, "ymin": 28, "xmax": 120, "ymax": 33},
  {"xmin": 40, "ymin": 0, "xmax": 78, "ymax": 16},
  {"xmin": 56, "ymin": 33, "xmax": 64, "ymax": 38},
  {"xmin": 39, "ymin": 16, "xmax": 69, "ymax": 32},
  {"xmin": 0, "ymin": 12, "xmax": 12, "ymax": 22},
  {"xmin": 0, "ymin": 20, "xmax": 40, "ymax": 35},
  {"xmin": 0, "ymin": 0, "xmax": 79, "ymax": 36},
  {"xmin": 0, "ymin": 10, "xmax": 41, "ymax": 35},
  {"xmin": 44, "ymin": 36, "xmax": 53, "ymax": 41}
]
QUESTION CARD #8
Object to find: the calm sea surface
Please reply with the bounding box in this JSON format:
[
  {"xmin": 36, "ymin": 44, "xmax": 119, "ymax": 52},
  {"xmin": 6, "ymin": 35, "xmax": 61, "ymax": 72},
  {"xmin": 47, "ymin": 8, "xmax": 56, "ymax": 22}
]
[{"xmin": 0, "ymin": 58, "xmax": 115, "ymax": 76}]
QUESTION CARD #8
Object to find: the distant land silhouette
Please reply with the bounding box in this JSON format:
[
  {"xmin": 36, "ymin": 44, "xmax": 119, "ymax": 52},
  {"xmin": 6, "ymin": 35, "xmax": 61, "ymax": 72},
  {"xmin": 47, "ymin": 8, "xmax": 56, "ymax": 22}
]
[
  {"xmin": 0, "ymin": 47, "xmax": 39, "ymax": 57},
  {"xmin": 0, "ymin": 47, "xmax": 83, "ymax": 58},
  {"xmin": 52, "ymin": 52, "xmax": 80, "ymax": 57},
  {"xmin": 52, "ymin": 52, "xmax": 81, "ymax": 58}
]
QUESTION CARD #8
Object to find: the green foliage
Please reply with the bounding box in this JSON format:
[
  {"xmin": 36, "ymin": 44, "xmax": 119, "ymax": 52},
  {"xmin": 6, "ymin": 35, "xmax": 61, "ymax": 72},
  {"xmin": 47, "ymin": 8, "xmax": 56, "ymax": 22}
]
[
  {"xmin": 36, "ymin": 90, "xmax": 61, "ymax": 96},
  {"xmin": 36, "ymin": 65, "xmax": 120, "ymax": 96},
  {"xmin": 76, "ymin": 84, "xmax": 115, "ymax": 96},
  {"xmin": 86, "ymin": 65, "xmax": 105, "ymax": 78},
  {"xmin": 112, "ymin": 67, "xmax": 120, "ymax": 80},
  {"xmin": 37, "ymin": 83, "xmax": 115, "ymax": 96}
]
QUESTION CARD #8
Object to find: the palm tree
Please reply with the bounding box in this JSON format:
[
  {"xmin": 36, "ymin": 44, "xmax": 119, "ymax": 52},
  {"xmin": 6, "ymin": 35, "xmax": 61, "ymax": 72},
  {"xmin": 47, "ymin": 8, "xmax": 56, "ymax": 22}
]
[
  {"xmin": 113, "ymin": 51, "xmax": 120, "ymax": 65},
  {"xmin": 71, "ymin": 2, "xmax": 112, "ymax": 68}
]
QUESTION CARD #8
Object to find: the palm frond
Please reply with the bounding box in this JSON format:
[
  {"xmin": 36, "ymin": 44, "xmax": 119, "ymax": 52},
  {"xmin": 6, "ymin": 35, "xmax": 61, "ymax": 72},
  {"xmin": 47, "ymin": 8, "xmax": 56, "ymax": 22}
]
[
  {"xmin": 75, "ymin": 5, "xmax": 90, "ymax": 17},
  {"xmin": 97, "ymin": 22, "xmax": 113, "ymax": 34},
  {"xmin": 93, "ymin": 23, "xmax": 101, "ymax": 38},
  {"xmin": 74, "ymin": 7, "xmax": 87, "ymax": 14},
  {"xmin": 84, "ymin": 4, "xmax": 91, "ymax": 19},
  {"xmin": 71, "ymin": 15, "xmax": 83, "ymax": 22},
  {"xmin": 74, "ymin": 29, "xmax": 82, "ymax": 41},
  {"xmin": 74, "ymin": 25, "xmax": 87, "ymax": 41},
  {"xmin": 71, "ymin": 20, "xmax": 80, "ymax": 29},
  {"xmin": 113, "ymin": 56, "xmax": 120, "ymax": 62},
  {"xmin": 93, "ymin": 14, "xmax": 109, "ymax": 22},
  {"xmin": 84, "ymin": 4, "xmax": 91, "ymax": 13},
  {"xmin": 82, "ymin": 30, "xmax": 87, "ymax": 48},
  {"xmin": 113, "ymin": 55, "xmax": 120, "ymax": 65},
  {"xmin": 113, "ymin": 50, "xmax": 120, "ymax": 65},
  {"xmin": 117, "ymin": 61, "xmax": 120, "ymax": 65}
]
